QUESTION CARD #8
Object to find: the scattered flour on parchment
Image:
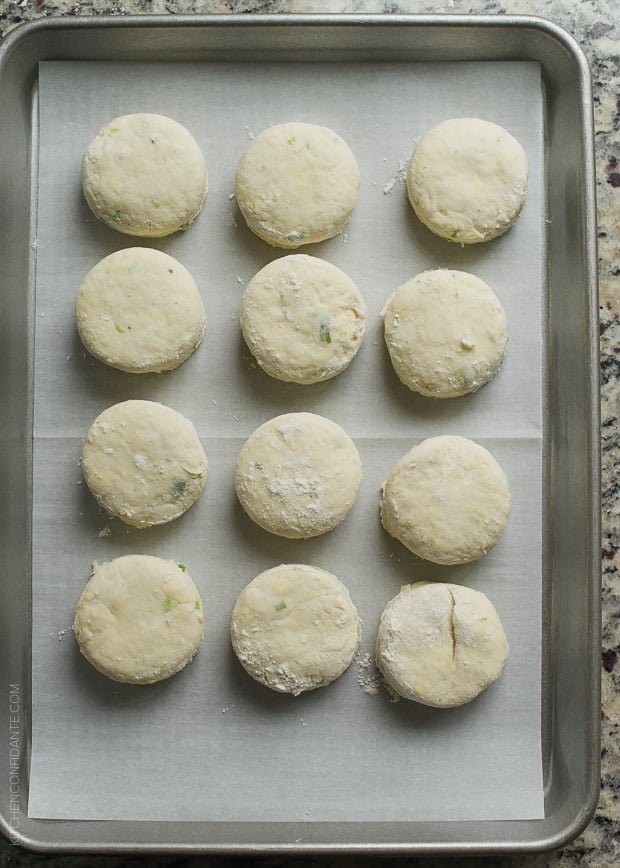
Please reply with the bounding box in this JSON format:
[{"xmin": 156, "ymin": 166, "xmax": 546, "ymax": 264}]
[
  {"xmin": 356, "ymin": 651, "xmax": 382, "ymax": 696},
  {"xmin": 383, "ymin": 158, "xmax": 409, "ymax": 195},
  {"xmin": 356, "ymin": 651, "xmax": 400, "ymax": 702}
]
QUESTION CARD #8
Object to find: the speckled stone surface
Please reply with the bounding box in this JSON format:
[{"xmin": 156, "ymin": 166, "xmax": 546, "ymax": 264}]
[{"xmin": 0, "ymin": 1, "xmax": 617, "ymax": 866}]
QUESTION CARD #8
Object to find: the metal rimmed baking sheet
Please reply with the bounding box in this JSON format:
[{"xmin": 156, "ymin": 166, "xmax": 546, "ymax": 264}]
[{"xmin": 0, "ymin": 14, "xmax": 599, "ymax": 855}]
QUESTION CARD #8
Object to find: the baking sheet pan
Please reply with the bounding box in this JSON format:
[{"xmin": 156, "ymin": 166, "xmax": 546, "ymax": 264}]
[{"xmin": 0, "ymin": 14, "xmax": 600, "ymax": 855}]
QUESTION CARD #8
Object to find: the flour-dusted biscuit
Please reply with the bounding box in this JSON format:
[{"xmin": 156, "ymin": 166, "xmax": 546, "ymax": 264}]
[
  {"xmin": 76, "ymin": 247, "xmax": 206, "ymax": 373},
  {"xmin": 231, "ymin": 563, "xmax": 361, "ymax": 695},
  {"xmin": 81, "ymin": 400, "xmax": 208, "ymax": 528},
  {"xmin": 381, "ymin": 269, "xmax": 507, "ymax": 398},
  {"xmin": 380, "ymin": 435, "xmax": 511, "ymax": 564},
  {"xmin": 235, "ymin": 412, "xmax": 362, "ymax": 539},
  {"xmin": 235, "ymin": 122, "xmax": 360, "ymax": 248},
  {"xmin": 240, "ymin": 254, "xmax": 367, "ymax": 384},
  {"xmin": 82, "ymin": 113, "xmax": 207, "ymax": 237},
  {"xmin": 407, "ymin": 118, "xmax": 528, "ymax": 244},
  {"xmin": 376, "ymin": 581, "xmax": 509, "ymax": 707},
  {"xmin": 73, "ymin": 555, "xmax": 204, "ymax": 684}
]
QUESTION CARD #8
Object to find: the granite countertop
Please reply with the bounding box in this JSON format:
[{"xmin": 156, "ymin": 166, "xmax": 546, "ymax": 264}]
[{"xmin": 0, "ymin": 1, "xmax": 617, "ymax": 866}]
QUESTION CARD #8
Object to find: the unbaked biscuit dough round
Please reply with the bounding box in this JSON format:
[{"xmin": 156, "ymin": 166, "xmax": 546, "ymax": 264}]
[
  {"xmin": 407, "ymin": 118, "xmax": 528, "ymax": 244},
  {"xmin": 376, "ymin": 581, "xmax": 508, "ymax": 707},
  {"xmin": 240, "ymin": 254, "xmax": 367, "ymax": 384},
  {"xmin": 82, "ymin": 113, "xmax": 207, "ymax": 237},
  {"xmin": 73, "ymin": 555, "xmax": 204, "ymax": 684},
  {"xmin": 76, "ymin": 247, "xmax": 206, "ymax": 373},
  {"xmin": 230, "ymin": 563, "xmax": 361, "ymax": 695},
  {"xmin": 380, "ymin": 435, "xmax": 511, "ymax": 564},
  {"xmin": 381, "ymin": 269, "xmax": 507, "ymax": 398},
  {"xmin": 235, "ymin": 122, "xmax": 360, "ymax": 248},
  {"xmin": 235, "ymin": 412, "xmax": 362, "ymax": 539},
  {"xmin": 81, "ymin": 400, "xmax": 208, "ymax": 528}
]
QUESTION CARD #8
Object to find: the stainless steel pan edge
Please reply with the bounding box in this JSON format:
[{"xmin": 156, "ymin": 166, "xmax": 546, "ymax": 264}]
[{"xmin": 0, "ymin": 13, "xmax": 600, "ymax": 855}]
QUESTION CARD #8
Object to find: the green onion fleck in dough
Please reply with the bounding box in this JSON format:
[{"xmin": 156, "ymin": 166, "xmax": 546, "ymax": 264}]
[
  {"xmin": 319, "ymin": 320, "xmax": 332, "ymax": 343},
  {"xmin": 275, "ymin": 600, "xmax": 287, "ymax": 612},
  {"xmin": 172, "ymin": 478, "xmax": 188, "ymax": 498},
  {"xmin": 163, "ymin": 595, "xmax": 178, "ymax": 612},
  {"xmin": 454, "ymin": 370, "xmax": 473, "ymax": 390}
]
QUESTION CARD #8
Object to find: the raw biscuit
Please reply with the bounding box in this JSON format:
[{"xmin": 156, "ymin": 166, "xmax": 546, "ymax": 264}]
[
  {"xmin": 82, "ymin": 113, "xmax": 207, "ymax": 237},
  {"xmin": 231, "ymin": 563, "xmax": 361, "ymax": 695},
  {"xmin": 81, "ymin": 400, "xmax": 208, "ymax": 528},
  {"xmin": 240, "ymin": 254, "xmax": 367, "ymax": 383},
  {"xmin": 73, "ymin": 555, "xmax": 204, "ymax": 684},
  {"xmin": 380, "ymin": 435, "xmax": 511, "ymax": 564},
  {"xmin": 76, "ymin": 247, "xmax": 206, "ymax": 373},
  {"xmin": 381, "ymin": 269, "xmax": 507, "ymax": 398},
  {"xmin": 376, "ymin": 581, "xmax": 509, "ymax": 707},
  {"xmin": 235, "ymin": 412, "xmax": 362, "ymax": 539},
  {"xmin": 235, "ymin": 122, "xmax": 360, "ymax": 248},
  {"xmin": 407, "ymin": 117, "xmax": 528, "ymax": 244}
]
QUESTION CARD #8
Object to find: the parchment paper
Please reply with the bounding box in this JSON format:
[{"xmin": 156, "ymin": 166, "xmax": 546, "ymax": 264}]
[{"xmin": 28, "ymin": 59, "xmax": 544, "ymax": 822}]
